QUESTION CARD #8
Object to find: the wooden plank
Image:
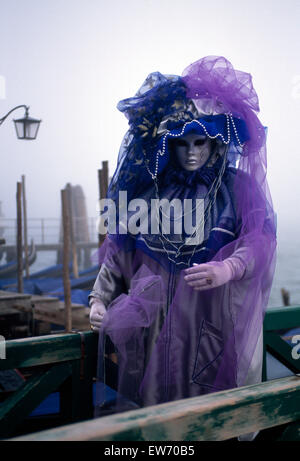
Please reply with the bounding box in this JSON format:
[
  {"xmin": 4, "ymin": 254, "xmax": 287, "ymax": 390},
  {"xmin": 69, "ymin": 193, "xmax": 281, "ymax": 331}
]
[
  {"xmin": 10, "ymin": 296, "xmax": 86, "ymax": 321},
  {"xmin": 60, "ymin": 360, "xmax": 81, "ymax": 422},
  {"xmin": 0, "ymin": 290, "xmax": 31, "ymax": 301},
  {"xmin": 61, "ymin": 331, "xmax": 98, "ymax": 421},
  {"xmin": 0, "ymin": 290, "xmax": 32, "ymax": 314},
  {"xmin": 265, "ymin": 332, "xmax": 300, "ymax": 373},
  {"xmin": 32, "ymin": 304, "xmax": 90, "ymax": 330},
  {"xmin": 0, "ymin": 332, "xmax": 93, "ymax": 370},
  {"xmin": 78, "ymin": 331, "xmax": 98, "ymax": 420},
  {"xmin": 57, "ymin": 301, "xmax": 86, "ymax": 310},
  {"xmin": 9, "ymin": 375, "xmax": 300, "ymax": 441},
  {"xmin": 0, "ymin": 304, "xmax": 26, "ymax": 315},
  {"xmin": 31, "ymin": 295, "xmax": 60, "ymax": 304},
  {"xmin": 0, "ymin": 362, "xmax": 72, "ymax": 438},
  {"xmin": 264, "ymin": 306, "xmax": 300, "ymax": 331}
]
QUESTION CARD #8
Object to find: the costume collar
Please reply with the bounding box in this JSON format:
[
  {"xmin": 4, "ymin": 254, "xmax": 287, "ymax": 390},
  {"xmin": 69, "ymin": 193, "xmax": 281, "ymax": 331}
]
[{"xmin": 161, "ymin": 155, "xmax": 227, "ymax": 188}]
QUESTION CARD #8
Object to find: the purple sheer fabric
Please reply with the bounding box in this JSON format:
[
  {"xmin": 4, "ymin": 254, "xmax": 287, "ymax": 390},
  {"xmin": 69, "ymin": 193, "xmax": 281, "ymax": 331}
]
[
  {"xmin": 98, "ymin": 265, "xmax": 166, "ymax": 409},
  {"xmin": 93, "ymin": 56, "xmax": 277, "ymax": 415}
]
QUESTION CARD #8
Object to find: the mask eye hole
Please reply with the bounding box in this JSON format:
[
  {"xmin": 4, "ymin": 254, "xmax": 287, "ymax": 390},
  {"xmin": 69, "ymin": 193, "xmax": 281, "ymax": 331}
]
[
  {"xmin": 194, "ymin": 138, "xmax": 207, "ymax": 146},
  {"xmin": 175, "ymin": 139, "xmax": 188, "ymax": 147}
]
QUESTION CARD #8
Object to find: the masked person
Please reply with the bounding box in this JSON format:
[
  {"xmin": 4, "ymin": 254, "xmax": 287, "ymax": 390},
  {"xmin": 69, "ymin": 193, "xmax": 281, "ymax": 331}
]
[{"xmin": 89, "ymin": 57, "xmax": 277, "ymax": 434}]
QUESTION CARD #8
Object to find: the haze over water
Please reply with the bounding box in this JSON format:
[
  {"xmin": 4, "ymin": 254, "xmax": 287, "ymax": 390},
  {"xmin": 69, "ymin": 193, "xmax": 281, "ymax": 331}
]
[{"xmin": 0, "ymin": 0, "xmax": 299, "ymax": 309}]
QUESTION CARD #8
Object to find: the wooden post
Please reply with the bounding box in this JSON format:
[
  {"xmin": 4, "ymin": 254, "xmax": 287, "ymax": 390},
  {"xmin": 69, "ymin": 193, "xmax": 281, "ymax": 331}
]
[
  {"xmin": 16, "ymin": 182, "xmax": 23, "ymax": 293},
  {"xmin": 97, "ymin": 169, "xmax": 104, "ymax": 249},
  {"xmin": 61, "ymin": 188, "xmax": 72, "ymax": 333},
  {"xmin": 41, "ymin": 218, "xmax": 45, "ymax": 244},
  {"xmin": 281, "ymin": 288, "xmax": 290, "ymax": 306},
  {"xmin": 66, "ymin": 183, "xmax": 79, "ymax": 278},
  {"xmin": 21, "ymin": 175, "xmax": 29, "ymax": 278},
  {"xmin": 101, "ymin": 160, "xmax": 109, "ymax": 197},
  {"xmin": 97, "ymin": 161, "xmax": 109, "ymax": 250}
]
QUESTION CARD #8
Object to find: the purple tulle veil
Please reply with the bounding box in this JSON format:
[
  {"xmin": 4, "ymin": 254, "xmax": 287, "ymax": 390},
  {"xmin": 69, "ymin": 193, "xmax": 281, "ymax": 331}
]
[{"xmin": 93, "ymin": 56, "xmax": 277, "ymax": 416}]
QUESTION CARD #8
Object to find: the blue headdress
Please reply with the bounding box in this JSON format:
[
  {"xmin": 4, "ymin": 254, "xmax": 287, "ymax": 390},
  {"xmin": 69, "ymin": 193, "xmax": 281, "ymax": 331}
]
[{"xmin": 107, "ymin": 71, "xmax": 250, "ymax": 205}]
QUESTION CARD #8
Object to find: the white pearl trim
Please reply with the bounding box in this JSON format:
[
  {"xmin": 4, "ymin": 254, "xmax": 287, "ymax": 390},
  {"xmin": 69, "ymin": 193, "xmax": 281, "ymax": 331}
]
[{"xmin": 146, "ymin": 112, "xmax": 244, "ymax": 180}]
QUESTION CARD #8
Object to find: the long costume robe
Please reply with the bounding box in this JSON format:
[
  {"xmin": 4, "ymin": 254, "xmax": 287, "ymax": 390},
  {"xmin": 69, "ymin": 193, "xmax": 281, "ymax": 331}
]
[{"xmin": 90, "ymin": 163, "xmax": 274, "ymax": 407}]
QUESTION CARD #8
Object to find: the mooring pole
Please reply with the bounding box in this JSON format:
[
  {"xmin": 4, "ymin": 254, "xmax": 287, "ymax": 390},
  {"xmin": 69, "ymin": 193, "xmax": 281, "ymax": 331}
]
[
  {"xmin": 61, "ymin": 188, "xmax": 72, "ymax": 332},
  {"xmin": 21, "ymin": 175, "xmax": 29, "ymax": 278},
  {"xmin": 66, "ymin": 183, "xmax": 79, "ymax": 279},
  {"xmin": 16, "ymin": 182, "xmax": 23, "ymax": 293},
  {"xmin": 97, "ymin": 161, "xmax": 109, "ymax": 250}
]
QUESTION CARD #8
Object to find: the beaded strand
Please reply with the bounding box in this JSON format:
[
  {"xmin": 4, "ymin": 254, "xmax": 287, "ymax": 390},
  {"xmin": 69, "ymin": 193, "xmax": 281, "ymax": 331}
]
[{"xmin": 146, "ymin": 113, "xmax": 244, "ymax": 180}]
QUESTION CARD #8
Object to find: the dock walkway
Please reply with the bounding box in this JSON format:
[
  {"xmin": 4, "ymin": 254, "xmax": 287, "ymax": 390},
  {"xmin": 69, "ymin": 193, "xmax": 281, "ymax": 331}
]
[{"xmin": 0, "ymin": 290, "xmax": 90, "ymax": 332}]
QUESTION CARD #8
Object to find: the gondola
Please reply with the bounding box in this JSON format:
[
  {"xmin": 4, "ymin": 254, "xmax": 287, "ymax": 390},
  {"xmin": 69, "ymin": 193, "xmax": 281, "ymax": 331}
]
[{"xmin": 0, "ymin": 240, "xmax": 37, "ymax": 277}]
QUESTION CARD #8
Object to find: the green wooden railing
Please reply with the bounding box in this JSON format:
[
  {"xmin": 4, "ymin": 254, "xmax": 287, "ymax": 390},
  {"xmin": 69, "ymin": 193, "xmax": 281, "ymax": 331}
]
[
  {"xmin": 0, "ymin": 305, "xmax": 299, "ymax": 440},
  {"xmin": 0, "ymin": 331, "xmax": 98, "ymax": 438},
  {"xmin": 10, "ymin": 375, "xmax": 300, "ymax": 441},
  {"xmin": 262, "ymin": 305, "xmax": 300, "ymax": 380}
]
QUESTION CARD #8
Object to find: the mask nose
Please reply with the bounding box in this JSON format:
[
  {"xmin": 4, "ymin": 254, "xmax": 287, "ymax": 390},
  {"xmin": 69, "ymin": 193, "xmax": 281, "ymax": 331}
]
[{"xmin": 187, "ymin": 143, "xmax": 196, "ymax": 156}]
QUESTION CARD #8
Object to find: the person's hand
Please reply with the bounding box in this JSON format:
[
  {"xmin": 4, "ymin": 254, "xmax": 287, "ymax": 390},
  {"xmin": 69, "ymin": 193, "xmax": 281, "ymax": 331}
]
[
  {"xmin": 89, "ymin": 298, "xmax": 107, "ymax": 332},
  {"xmin": 184, "ymin": 260, "xmax": 234, "ymax": 291}
]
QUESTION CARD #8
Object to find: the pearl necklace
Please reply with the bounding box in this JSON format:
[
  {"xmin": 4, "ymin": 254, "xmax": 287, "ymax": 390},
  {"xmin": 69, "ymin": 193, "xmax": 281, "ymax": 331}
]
[{"xmin": 150, "ymin": 149, "xmax": 228, "ymax": 267}]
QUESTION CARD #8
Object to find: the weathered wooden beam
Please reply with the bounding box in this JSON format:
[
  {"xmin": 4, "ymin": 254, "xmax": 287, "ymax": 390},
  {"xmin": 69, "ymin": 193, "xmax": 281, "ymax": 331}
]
[
  {"xmin": 0, "ymin": 333, "xmax": 93, "ymax": 371},
  {"xmin": 264, "ymin": 306, "xmax": 300, "ymax": 331},
  {"xmin": 9, "ymin": 376, "xmax": 300, "ymax": 441},
  {"xmin": 0, "ymin": 290, "xmax": 32, "ymax": 315},
  {"xmin": 265, "ymin": 332, "xmax": 300, "ymax": 373},
  {"xmin": 0, "ymin": 362, "xmax": 72, "ymax": 438},
  {"xmin": 78, "ymin": 331, "xmax": 98, "ymax": 420},
  {"xmin": 60, "ymin": 360, "xmax": 81, "ymax": 422},
  {"xmin": 262, "ymin": 305, "xmax": 300, "ymax": 381},
  {"xmin": 0, "ymin": 290, "xmax": 32, "ymax": 302},
  {"xmin": 32, "ymin": 298, "xmax": 89, "ymax": 330}
]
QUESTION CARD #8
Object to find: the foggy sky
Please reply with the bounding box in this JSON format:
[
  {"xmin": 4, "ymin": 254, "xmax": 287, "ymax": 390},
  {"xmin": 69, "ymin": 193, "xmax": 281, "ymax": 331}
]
[{"xmin": 0, "ymin": 0, "xmax": 299, "ymax": 242}]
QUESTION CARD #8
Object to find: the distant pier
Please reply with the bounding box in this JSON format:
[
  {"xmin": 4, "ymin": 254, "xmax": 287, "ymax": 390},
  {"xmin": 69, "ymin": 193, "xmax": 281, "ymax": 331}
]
[{"xmin": 2, "ymin": 242, "xmax": 98, "ymax": 252}]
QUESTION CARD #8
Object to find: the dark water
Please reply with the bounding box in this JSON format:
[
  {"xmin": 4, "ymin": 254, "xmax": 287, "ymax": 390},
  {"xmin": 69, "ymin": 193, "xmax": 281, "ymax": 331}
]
[{"xmin": 268, "ymin": 225, "xmax": 300, "ymax": 308}]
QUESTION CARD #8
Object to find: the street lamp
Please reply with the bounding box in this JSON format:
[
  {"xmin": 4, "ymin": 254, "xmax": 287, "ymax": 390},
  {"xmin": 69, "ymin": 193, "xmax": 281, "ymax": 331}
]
[{"xmin": 0, "ymin": 105, "xmax": 41, "ymax": 140}]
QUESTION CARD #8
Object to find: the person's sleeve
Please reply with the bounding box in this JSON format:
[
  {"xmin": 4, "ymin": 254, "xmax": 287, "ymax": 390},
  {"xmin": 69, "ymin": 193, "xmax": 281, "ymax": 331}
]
[
  {"xmin": 89, "ymin": 262, "xmax": 126, "ymax": 308},
  {"xmin": 225, "ymin": 170, "xmax": 276, "ymax": 282},
  {"xmin": 88, "ymin": 240, "xmax": 127, "ymax": 308},
  {"xmin": 223, "ymin": 250, "xmax": 248, "ymax": 281},
  {"xmin": 225, "ymin": 213, "xmax": 276, "ymax": 282}
]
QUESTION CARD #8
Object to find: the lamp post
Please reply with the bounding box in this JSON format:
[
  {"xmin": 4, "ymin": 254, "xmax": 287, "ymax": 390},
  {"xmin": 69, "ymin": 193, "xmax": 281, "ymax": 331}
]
[
  {"xmin": 0, "ymin": 104, "xmax": 41, "ymax": 140},
  {"xmin": 0, "ymin": 104, "xmax": 41, "ymax": 292}
]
